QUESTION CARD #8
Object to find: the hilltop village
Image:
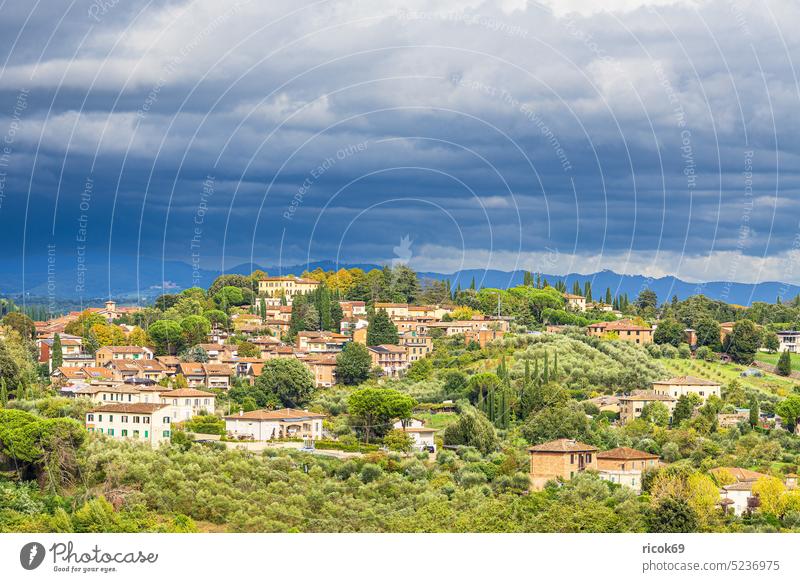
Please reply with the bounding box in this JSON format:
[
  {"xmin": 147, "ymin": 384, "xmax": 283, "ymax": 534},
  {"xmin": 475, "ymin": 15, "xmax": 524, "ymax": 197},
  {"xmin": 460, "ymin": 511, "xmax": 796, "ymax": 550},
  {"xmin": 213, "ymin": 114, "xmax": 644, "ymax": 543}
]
[{"xmin": 4, "ymin": 266, "xmax": 800, "ymax": 532}]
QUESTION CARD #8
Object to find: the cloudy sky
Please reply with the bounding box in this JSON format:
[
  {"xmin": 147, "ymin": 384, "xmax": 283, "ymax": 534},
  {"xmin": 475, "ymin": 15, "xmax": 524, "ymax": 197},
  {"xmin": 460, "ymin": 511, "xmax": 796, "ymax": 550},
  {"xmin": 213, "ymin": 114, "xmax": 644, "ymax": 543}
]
[{"xmin": 1, "ymin": 0, "xmax": 800, "ymax": 290}]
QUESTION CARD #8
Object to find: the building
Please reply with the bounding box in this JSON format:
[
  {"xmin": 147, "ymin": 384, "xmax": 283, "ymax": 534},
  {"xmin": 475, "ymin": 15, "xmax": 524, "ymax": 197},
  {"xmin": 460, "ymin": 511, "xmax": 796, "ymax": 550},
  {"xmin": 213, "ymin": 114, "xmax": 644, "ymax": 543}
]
[
  {"xmin": 717, "ymin": 410, "xmax": 750, "ymax": 428},
  {"xmin": 339, "ymin": 301, "xmax": 367, "ymax": 318},
  {"xmin": 596, "ymin": 447, "xmax": 660, "ymax": 492},
  {"xmin": 95, "ymin": 346, "xmax": 154, "ymax": 366},
  {"xmin": 85, "ymin": 403, "xmax": 174, "ymax": 447},
  {"xmin": 719, "ymin": 481, "xmax": 759, "ymax": 516},
  {"xmin": 719, "ymin": 322, "xmax": 735, "ymax": 344},
  {"xmin": 177, "ymin": 363, "xmax": 233, "ymax": 389},
  {"xmin": 391, "ymin": 419, "xmax": 436, "ymax": 452},
  {"xmin": 258, "ymin": 276, "xmax": 320, "ymax": 298},
  {"xmin": 159, "ymin": 388, "xmax": 216, "ymax": 421},
  {"xmin": 776, "ymin": 331, "xmax": 800, "ymax": 353},
  {"xmin": 528, "ymin": 439, "xmax": 598, "ymax": 490},
  {"xmin": 300, "ymin": 354, "xmax": 337, "ymax": 388},
  {"xmin": 651, "ymin": 376, "xmax": 721, "ymax": 403},
  {"xmin": 587, "ymin": 320, "xmax": 654, "ymax": 344},
  {"xmin": 464, "ymin": 328, "xmax": 505, "ymax": 348},
  {"xmin": 618, "ymin": 391, "xmax": 676, "ymax": 423},
  {"xmin": 398, "ymin": 331, "xmax": 433, "ymax": 363},
  {"xmin": 563, "ymin": 293, "xmax": 586, "ymax": 311},
  {"xmin": 224, "ymin": 408, "xmax": 325, "ymax": 441},
  {"xmin": 37, "ymin": 335, "xmax": 93, "ymax": 372},
  {"xmin": 296, "ymin": 331, "xmax": 349, "ymax": 353},
  {"xmin": 368, "ymin": 344, "xmax": 409, "ymax": 377}
]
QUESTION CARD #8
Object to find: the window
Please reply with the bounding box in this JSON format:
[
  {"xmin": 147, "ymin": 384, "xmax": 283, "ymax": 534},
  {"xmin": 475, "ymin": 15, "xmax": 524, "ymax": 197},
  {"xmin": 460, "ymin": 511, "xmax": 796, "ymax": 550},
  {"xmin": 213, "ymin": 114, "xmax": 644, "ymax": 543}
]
[
  {"xmin": 87, "ymin": 414, "xmax": 94, "ymax": 422},
  {"xmin": 586, "ymin": 454, "xmax": 592, "ymax": 463},
  {"xmin": 109, "ymin": 415, "xmax": 114, "ymax": 422},
  {"xmin": 98, "ymin": 414, "xmax": 103, "ymax": 422},
  {"xmin": 163, "ymin": 430, "xmax": 171, "ymax": 438},
  {"xmin": 133, "ymin": 416, "xmax": 140, "ymax": 423},
  {"xmin": 121, "ymin": 430, "xmax": 128, "ymax": 436},
  {"xmin": 108, "ymin": 429, "xmax": 114, "ymax": 436},
  {"xmin": 144, "ymin": 417, "xmax": 150, "ymax": 424},
  {"xmin": 121, "ymin": 415, "xmax": 128, "ymax": 423},
  {"xmin": 570, "ymin": 454, "xmax": 575, "ymax": 464},
  {"xmin": 172, "ymin": 399, "xmax": 177, "ymax": 405},
  {"xmin": 144, "ymin": 431, "xmax": 149, "ymax": 438},
  {"xmin": 163, "ymin": 416, "xmax": 170, "ymax": 424},
  {"xmin": 88, "ymin": 427, "xmax": 94, "ymax": 433},
  {"xmin": 133, "ymin": 430, "xmax": 139, "ymax": 438}
]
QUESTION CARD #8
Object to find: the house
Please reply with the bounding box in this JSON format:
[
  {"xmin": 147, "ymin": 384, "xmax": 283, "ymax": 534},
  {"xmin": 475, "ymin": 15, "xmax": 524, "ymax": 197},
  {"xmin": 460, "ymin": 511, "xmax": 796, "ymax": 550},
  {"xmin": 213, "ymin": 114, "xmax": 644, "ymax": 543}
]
[
  {"xmin": 159, "ymin": 388, "xmax": 216, "ymax": 421},
  {"xmin": 37, "ymin": 335, "xmax": 93, "ymax": 371},
  {"xmin": 685, "ymin": 328, "xmax": 697, "ymax": 347},
  {"xmin": 618, "ymin": 391, "xmax": 676, "ymax": 423},
  {"xmin": 709, "ymin": 466, "xmax": 769, "ymax": 484},
  {"xmin": 85, "ymin": 403, "xmax": 173, "ymax": 447},
  {"xmin": 391, "ymin": 419, "xmax": 436, "ymax": 452},
  {"xmin": 587, "ymin": 320, "xmax": 654, "ymax": 345},
  {"xmin": 651, "ymin": 376, "xmax": 721, "ymax": 403},
  {"xmin": 563, "ymin": 293, "xmax": 586, "ymax": 312},
  {"xmin": 295, "ymin": 331, "xmax": 349, "ymax": 353},
  {"xmin": 398, "ymin": 331, "xmax": 433, "ymax": 363},
  {"xmin": 106, "ymin": 359, "xmax": 170, "ymax": 383},
  {"xmin": 776, "ymin": 331, "xmax": 800, "ymax": 353},
  {"xmin": 368, "ymin": 344, "xmax": 409, "ymax": 377},
  {"xmin": 224, "ymin": 408, "xmax": 325, "ymax": 441},
  {"xmin": 596, "ymin": 447, "xmax": 660, "ymax": 492},
  {"xmin": 719, "ymin": 481, "xmax": 759, "ymax": 516},
  {"xmin": 257, "ymin": 276, "xmax": 320, "ymax": 299},
  {"xmin": 177, "ymin": 362, "xmax": 232, "ymax": 389},
  {"xmin": 339, "ymin": 301, "xmax": 366, "ymax": 318},
  {"xmin": 585, "ymin": 395, "xmax": 620, "ymax": 415},
  {"xmin": 719, "ymin": 322, "xmax": 736, "ymax": 344},
  {"xmin": 95, "ymin": 346, "xmax": 154, "ymax": 366},
  {"xmin": 717, "ymin": 410, "xmax": 750, "ymax": 428},
  {"xmin": 299, "ymin": 355, "xmax": 337, "ymax": 388},
  {"xmin": 373, "ymin": 303, "xmax": 409, "ymax": 320},
  {"xmin": 464, "ymin": 328, "xmax": 505, "ymax": 348},
  {"xmin": 528, "ymin": 439, "xmax": 598, "ymax": 490}
]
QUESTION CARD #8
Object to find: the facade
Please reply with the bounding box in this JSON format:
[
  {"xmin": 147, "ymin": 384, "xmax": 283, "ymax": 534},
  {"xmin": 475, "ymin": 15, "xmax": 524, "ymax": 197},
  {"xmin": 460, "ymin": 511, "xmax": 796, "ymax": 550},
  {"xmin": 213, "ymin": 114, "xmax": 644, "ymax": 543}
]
[
  {"xmin": 398, "ymin": 331, "xmax": 433, "ymax": 363},
  {"xmin": 651, "ymin": 376, "xmax": 721, "ymax": 403},
  {"xmin": 563, "ymin": 293, "xmax": 587, "ymax": 311},
  {"xmin": 719, "ymin": 481, "xmax": 758, "ymax": 516},
  {"xmin": 224, "ymin": 408, "xmax": 325, "ymax": 441},
  {"xmin": 85, "ymin": 403, "xmax": 173, "ymax": 447},
  {"xmin": 159, "ymin": 388, "xmax": 216, "ymax": 421},
  {"xmin": 618, "ymin": 391, "xmax": 676, "ymax": 423},
  {"xmin": 95, "ymin": 346, "xmax": 154, "ymax": 366},
  {"xmin": 587, "ymin": 320, "xmax": 654, "ymax": 344},
  {"xmin": 177, "ymin": 363, "xmax": 233, "ymax": 389},
  {"xmin": 258, "ymin": 276, "xmax": 320, "ymax": 298},
  {"xmin": 528, "ymin": 439, "xmax": 598, "ymax": 490},
  {"xmin": 368, "ymin": 344, "xmax": 409, "ymax": 377},
  {"xmin": 464, "ymin": 328, "xmax": 505, "ymax": 348},
  {"xmin": 776, "ymin": 331, "xmax": 800, "ymax": 353},
  {"xmin": 391, "ymin": 419, "xmax": 436, "ymax": 452},
  {"xmin": 596, "ymin": 447, "xmax": 660, "ymax": 493}
]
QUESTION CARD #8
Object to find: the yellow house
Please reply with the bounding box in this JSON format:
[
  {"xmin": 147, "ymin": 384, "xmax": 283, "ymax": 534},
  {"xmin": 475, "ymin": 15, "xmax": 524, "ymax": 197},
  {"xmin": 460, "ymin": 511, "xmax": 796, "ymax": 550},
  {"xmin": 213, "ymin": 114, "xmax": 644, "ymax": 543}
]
[
  {"xmin": 258, "ymin": 276, "xmax": 320, "ymax": 298},
  {"xmin": 651, "ymin": 376, "xmax": 721, "ymax": 404},
  {"xmin": 529, "ymin": 439, "xmax": 598, "ymax": 490}
]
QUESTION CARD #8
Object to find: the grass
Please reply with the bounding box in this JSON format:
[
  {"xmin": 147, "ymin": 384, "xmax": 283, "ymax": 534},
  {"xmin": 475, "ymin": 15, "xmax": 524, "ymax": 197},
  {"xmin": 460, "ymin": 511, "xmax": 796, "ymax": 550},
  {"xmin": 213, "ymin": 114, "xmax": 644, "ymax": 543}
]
[
  {"xmin": 755, "ymin": 351, "xmax": 800, "ymax": 372},
  {"xmin": 414, "ymin": 412, "xmax": 458, "ymax": 430},
  {"xmin": 661, "ymin": 358, "xmax": 798, "ymax": 398}
]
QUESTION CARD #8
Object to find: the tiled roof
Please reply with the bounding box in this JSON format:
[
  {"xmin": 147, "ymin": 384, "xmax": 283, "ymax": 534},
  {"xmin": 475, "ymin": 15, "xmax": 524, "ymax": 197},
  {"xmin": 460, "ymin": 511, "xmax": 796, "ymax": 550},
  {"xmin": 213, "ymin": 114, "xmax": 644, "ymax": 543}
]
[
  {"xmin": 528, "ymin": 439, "xmax": 598, "ymax": 453},
  {"xmin": 89, "ymin": 403, "xmax": 169, "ymax": 414},
  {"xmin": 224, "ymin": 408, "xmax": 326, "ymax": 421},
  {"xmin": 621, "ymin": 391, "xmax": 676, "ymax": 402},
  {"xmin": 597, "ymin": 447, "xmax": 659, "ymax": 461},
  {"xmin": 652, "ymin": 375, "xmax": 721, "ymax": 386},
  {"xmin": 161, "ymin": 388, "xmax": 215, "ymax": 397}
]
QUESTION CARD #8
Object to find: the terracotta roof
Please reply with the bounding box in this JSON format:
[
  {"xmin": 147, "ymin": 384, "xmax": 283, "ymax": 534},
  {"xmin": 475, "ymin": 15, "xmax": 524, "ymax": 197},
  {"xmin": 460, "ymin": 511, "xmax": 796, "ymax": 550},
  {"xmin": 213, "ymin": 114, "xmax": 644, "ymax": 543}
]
[
  {"xmin": 369, "ymin": 344, "xmax": 407, "ymax": 353},
  {"xmin": 160, "ymin": 388, "xmax": 215, "ymax": 397},
  {"xmin": 224, "ymin": 408, "xmax": 326, "ymax": 421},
  {"xmin": 89, "ymin": 403, "xmax": 169, "ymax": 414},
  {"xmin": 528, "ymin": 439, "xmax": 598, "ymax": 453},
  {"xmin": 597, "ymin": 447, "xmax": 659, "ymax": 461},
  {"xmin": 710, "ymin": 467, "xmax": 769, "ymax": 482},
  {"xmin": 652, "ymin": 376, "xmax": 721, "ymax": 386},
  {"xmin": 98, "ymin": 346, "xmax": 151, "ymax": 353},
  {"xmin": 620, "ymin": 391, "xmax": 676, "ymax": 402},
  {"xmin": 722, "ymin": 481, "xmax": 756, "ymax": 492},
  {"xmin": 401, "ymin": 426, "xmax": 437, "ymax": 432}
]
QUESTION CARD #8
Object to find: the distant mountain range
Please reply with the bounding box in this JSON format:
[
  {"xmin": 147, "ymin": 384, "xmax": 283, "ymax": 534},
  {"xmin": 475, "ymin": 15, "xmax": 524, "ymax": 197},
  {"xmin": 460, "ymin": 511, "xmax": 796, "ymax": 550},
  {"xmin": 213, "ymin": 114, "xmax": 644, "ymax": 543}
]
[{"xmin": 0, "ymin": 255, "xmax": 797, "ymax": 307}]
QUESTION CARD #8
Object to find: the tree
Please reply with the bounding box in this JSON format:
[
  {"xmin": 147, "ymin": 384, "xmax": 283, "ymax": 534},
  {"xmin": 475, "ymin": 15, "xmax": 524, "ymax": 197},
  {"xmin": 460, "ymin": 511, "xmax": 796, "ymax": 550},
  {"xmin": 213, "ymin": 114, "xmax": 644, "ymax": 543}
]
[
  {"xmin": 148, "ymin": 319, "xmax": 185, "ymax": 355},
  {"xmin": 672, "ymin": 395, "xmax": 696, "ymax": 425},
  {"xmin": 383, "ymin": 429, "xmax": 414, "ymax": 453},
  {"xmin": 776, "ymin": 395, "xmax": 800, "ymax": 433},
  {"xmin": 725, "ymin": 319, "xmax": 760, "ymax": 364},
  {"xmin": 255, "ymin": 358, "xmax": 315, "ymax": 408},
  {"xmin": 752, "ymin": 476, "xmax": 786, "ymax": 516},
  {"xmin": 749, "ymin": 395, "xmax": 760, "ymax": 427},
  {"xmin": 51, "ymin": 333, "xmax": 64, "ymax": 370},
  {"xmin": 126, "ymin": 326, "xmax": 150, "ymax": 347},
  {"xmin": 347, "ymin": 387, "xmax": 416, "ymax": 442},
  {"xmin": 237, "ymin": 341, "xmax": 260, "ymax": 358},
  {"xmin": 653, "ymin": 319, "xmax": 684, "ymax": 347},
  {"xmin": 763, "ymin": 332, "xmax": 780, "ymax": 353},
  {"xmin": 694, "ymin": 317, "xmax": 721, "ymax": 350},
  {"xmin": 179, "ymin": 345, "xmax": 208, "ymax": 363},
  {"xmin": 180, "ymin": 315, "xmax": 211, "ymax": 346},
  {"xmin": 335, "ymin": 342, "xmax": 372, "ymax": 385},
  {"xmin": 635, "ymin": 289, "xmax": 658, "ymax": 312},
  {"xmin": 367, "ymin": 309, "xmax": 398, "ymax": 346},
  {"xmin": 648, "ymin": 497, "xmax": 698, "ymax": 533},
  {"xmin": 777, "ymin": 350, "xmax": 792, "ymax": 377},
  {"xmin": 442, "ymin": 404, "xmax": 499, "ymax": 454},
  {"xmin": 641, "ymin": 401, "xmax": 670, "ymax": 427},
  {"xmin": 2, "ymin": 312, "xmax": 35, "ymax": 340},
  {"xmin": 406, "ymin": 358, "xmax": 433, "ymax": 381}
]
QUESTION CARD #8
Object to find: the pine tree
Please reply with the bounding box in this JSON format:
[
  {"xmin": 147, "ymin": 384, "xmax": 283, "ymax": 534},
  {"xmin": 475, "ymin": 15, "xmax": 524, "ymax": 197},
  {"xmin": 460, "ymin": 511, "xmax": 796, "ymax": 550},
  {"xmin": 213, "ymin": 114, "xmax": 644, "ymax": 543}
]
[
  {"xmin": 777, "ymin": 349, "xmax": 792, "ymax": 376},
  {"xmin": 367, "ymin": 309, "xmax": 399, "ymax": 346},
  {"xmin": 536, "ymin": 273, "xmax": 542, "ymax": 289},
  {"xmin": 51, "ymin": 333, "xmax": 63, "ymax": 370},
  {"xmin": 533, "ymin": 357, "xmax": 540, "ymax": 387}
]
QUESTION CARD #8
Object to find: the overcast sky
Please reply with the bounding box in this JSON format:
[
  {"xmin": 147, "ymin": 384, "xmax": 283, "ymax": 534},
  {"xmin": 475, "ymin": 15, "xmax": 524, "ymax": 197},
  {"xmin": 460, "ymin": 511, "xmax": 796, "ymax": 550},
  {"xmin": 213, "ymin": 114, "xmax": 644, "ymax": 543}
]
[{"xmin": 1, "ymin": 0, "xmax": 800, "ymax": 286}]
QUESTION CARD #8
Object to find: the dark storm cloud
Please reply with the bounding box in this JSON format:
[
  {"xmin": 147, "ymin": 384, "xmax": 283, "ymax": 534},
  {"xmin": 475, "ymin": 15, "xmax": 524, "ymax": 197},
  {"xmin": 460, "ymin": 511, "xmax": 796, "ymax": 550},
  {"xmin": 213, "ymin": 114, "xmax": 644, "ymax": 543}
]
[{"xmin": 1, "ymin": 0, "xmax": 799, "ymax": 289}]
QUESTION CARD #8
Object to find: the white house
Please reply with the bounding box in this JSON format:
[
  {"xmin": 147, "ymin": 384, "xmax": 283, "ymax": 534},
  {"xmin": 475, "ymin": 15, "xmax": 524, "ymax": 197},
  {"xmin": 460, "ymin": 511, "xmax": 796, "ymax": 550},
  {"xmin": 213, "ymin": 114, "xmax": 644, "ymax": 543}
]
[
  {"xmin": 719, "ymin": 481, "xmax": 758, "ymax": 516},
  {"xmin": 224, "ymin": 408, "xmax": 325, "ymax": 441},
  {"xmin": 651, "ymin": 376, "xmax": 721, "ymax": 404},
  {"xmin": 158, "ymin": 388, "xmax": 216, "ymax": 421},
  {"xmin": 85, "ymin": 403, "xmax": 174, "ymax": 447},
  {"xmin": 392, "ymin": 419, "xmax": 437, "ymax": 452},
  {"xmin": 777, "ymin": 331, "xmax": 800, "ymax": 353}
]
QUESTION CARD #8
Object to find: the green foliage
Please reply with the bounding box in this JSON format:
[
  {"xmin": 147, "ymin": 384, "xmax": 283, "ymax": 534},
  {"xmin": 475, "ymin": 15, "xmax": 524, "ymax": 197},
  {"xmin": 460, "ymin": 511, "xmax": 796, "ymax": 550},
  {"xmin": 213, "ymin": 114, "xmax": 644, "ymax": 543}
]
[
  {"xmin": 367, "ymin": 309, "xmax": 399, "ymax": 346},
  {"xmin": 406, "ymin": 358, "xmax": 433, "ymax": 381},
  {"xmin": 182, "ymin": 413, "xmax": 225, "ymax": 436},
  {"xmin": 725, "ymin": 320, "xmax": 761, "ymax": 364},
  {"xmin": 653, "ymin": 318, "xmax": 685, "ymax": 347},
  {"xmin": 237, "ymin": 341, "xmax": 260, "ymax": 358},
  {"xmin": 647, "ymin": 497, "xmax": 699, "ymax": 533},
  {"xmin": 335, "ymin": 342, "xmax": 372, "ymax": 385},
  {"xmin": 776, "ymin": 395, "xmax": 800, "ymax": 433},
  {"xmin": 254, "ymin": 359, "xmax": 315, "ymax": 409},
  {"xmin": 777, "ymin": 350, "xmax": 792, "ymax": 377},
  {"xmin": 443, "ymin": 404, "xmax": 499, "ymax": 454},
  {"xmin": 348, "ymin": 387, "xmax": 416, "ymax": 442},
  {"xmin": 148, "ymin": 319, "xmax": 185, "ymax": 355},
  {"xmin": 384, "ymin": 429, "xmax": 414, "ymax": 453}
]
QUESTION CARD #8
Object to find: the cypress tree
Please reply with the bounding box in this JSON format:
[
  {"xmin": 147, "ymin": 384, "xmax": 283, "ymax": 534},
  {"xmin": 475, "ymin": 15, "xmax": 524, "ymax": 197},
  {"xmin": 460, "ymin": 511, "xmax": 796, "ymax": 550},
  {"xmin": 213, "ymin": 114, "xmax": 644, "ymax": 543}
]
[
  {"xmin": 749, "ymin": 396, "xmax": 760, "ymax": 427},
  {"xmin": 0, "ymin": 378, "xmax": 7, "ymax": 406},
  {"xmin": 584, "ymin": 281, "xmax": 592, "ymax": 302},
  {"xmin": 553, "ymin": 351, "xmax": 558, "ymax": 380},
  {"xmin": 777, "ymin": 350, "xmax": 792, "ymax": 376},
  {"xmin": 605, "ymin": 287, "xmax": 612, "ymax": 304},
  {"xmin": 470, "ymin": 276, "xmax": 476, "ymax": 290},
  {"xmin": 51, "ymin": 333, "xmax": 64, "ymax": 369},
  {"xmin": 543, "ymin": 352, "xmax": 549, "ymax": 384}
]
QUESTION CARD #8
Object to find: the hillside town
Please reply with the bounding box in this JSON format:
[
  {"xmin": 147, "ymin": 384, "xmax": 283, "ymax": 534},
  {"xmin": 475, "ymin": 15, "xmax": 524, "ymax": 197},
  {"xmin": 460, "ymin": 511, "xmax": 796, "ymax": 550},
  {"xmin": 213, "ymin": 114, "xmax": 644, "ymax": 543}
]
[{"xmin": 4, "ymin": 265, "xmax": 800, "ymax": 532}]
